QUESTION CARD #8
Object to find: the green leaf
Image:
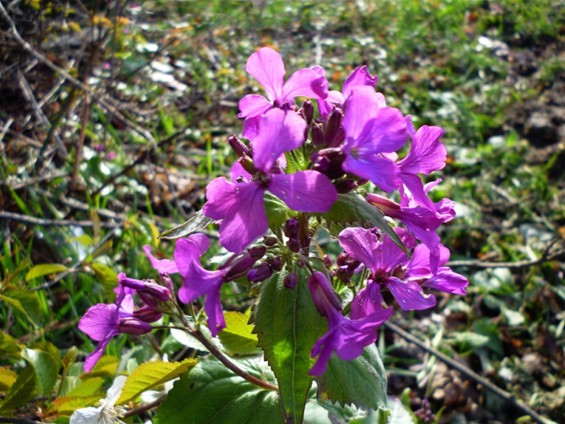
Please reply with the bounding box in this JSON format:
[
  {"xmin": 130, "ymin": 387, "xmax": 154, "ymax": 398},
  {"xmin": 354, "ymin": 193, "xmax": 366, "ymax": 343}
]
[
  {"xmin": 452, "ymin": 332, "xmax": 490, "ymax": 350},
  {"xmin": 316, "ymin": 344, "xmax": 387, "ymax": 410},
  {"xmin": 66, "ymin": 377, "xmax": 105, "ymax": 397},
  {"xmin": 116, "ymin": 358, "xmax": 197, "ymax": 405},
  {"xmin": 218, "ymin": 311, "xmax": 260, "ymax": 356},
  {"xmin": 285, "ymin": 149, "xmax": 308, "ymax": 174},
  {"xmin": 319, "ymin": 193, "xmax": 405, "ymax": 252},
  {"xmin": 254, "ymin": 269, "xmax": 327, "ymax": 424},
  {"xmin": 7, "ymin": 290, "xmax": 42, "ymax": 325},
  {"xmin": 0, "ymin": 366, "xmax": 37, "ymax": 414},
  {"xmin": 91, "ymin": 262, "xmax": 118, "ymax": 302},
  {"xmin": 25, "ymin": 263, "xmax": 68, "ymax": 282},
  {"xmin": 264, "ymin": 193, "xmax": 294, "ymax": 234},
  {"xmin": 50, "ymin": 395, "xmax": 102, "ymax": 415},
  {"xmin": 154, "ymin": 358, "xmax": 283, "ymax": 424},
  {"xmin": 159, "ymin": 211, "xmax": 215, "ymax": 240},
  {"xmin": 22, "ymin": 348, "xmax": 59, "ymax": 395}
]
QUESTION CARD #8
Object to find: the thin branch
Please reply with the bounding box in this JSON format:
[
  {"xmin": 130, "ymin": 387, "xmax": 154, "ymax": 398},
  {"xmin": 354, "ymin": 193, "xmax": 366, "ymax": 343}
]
[
  {"xmin": 121, "ymin": 395, "xmax": 165, "ymax": 419},
  {"xmin": 0, "ymin": 211, "xmax": 121, "ymax": 228},
  {"xmin": 384, "ymin": 321, "xmax": 553, "ymax": 424}
]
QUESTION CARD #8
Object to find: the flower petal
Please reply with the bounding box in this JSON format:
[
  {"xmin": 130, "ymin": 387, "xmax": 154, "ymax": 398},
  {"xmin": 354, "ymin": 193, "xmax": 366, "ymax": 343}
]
[
  {"xmin": 342, "ymin": 154, "xmax": 400, "ymax": 192},
  {"xmin": 79, "ymin": 304, "xmax": 118, "ymax": 342},
  {"xmin": 339, "ymin": 227, "xmax": 381, "ymax": 270},
  {"xmin": 143, "ymin": 245, "xmax": 178, "ymax": 274},
  {"xmin": 282, "ymin": 68, "xmax": 328, "ymax": 100},
  {"xmin": 238, "ymin": 94, "xmax": 273, "ymax": 119},
  {"xmin": 83, "ymin": 336, "xmax": 113, "ymax": 373},
  {"xmin": 342, "ymin": 65, "xmax": 378, "ymax": 98},
  {"xmin": 398, "ymin": 125, "xmax": 446, "ymax": 174},
  {"xmin": 203, "ymin": 178, "xmax": 267, "ymax": 252},
  {"xmin": 269, "ymin": 171, "xmax": 337, "ymax": 212},
  {"xmin": 250, "ymin": 109, "xmax": 306, "ymax": 172},
  {"xmin": 386, "ymin": 276, "xmax": 436, "ymax": 311},
  {"xmin": 246, "ymin": 47, "xmax": 285, "ymax": 102}
]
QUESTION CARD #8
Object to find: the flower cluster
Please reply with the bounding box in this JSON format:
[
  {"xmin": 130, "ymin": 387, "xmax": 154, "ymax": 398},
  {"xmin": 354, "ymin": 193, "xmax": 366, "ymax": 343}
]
[{"xmin": 78, "ymin": 47, "xmax": 467, "ymax": 377}]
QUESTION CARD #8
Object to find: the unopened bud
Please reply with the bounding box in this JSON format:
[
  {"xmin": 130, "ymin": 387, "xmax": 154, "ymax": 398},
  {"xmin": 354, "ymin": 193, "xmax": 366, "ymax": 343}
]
[
  {"xmin": 159, "ymin": 273, "xmax": 175, "ymax": 292},
  {"xmin": 284, "ymin": 273, "xmax": 298, "ymax": 289},
  {"xmin": 311, "ymin": 122, "xmax": 325, "ymax": 146},
  {"xmin": 284, "ymin": 218, "xmax": 299, "ymax": 238},
  {"xmin": 325, "ymin": 108, "xmax": 343, "ymax": 147},
  {"xmin": 225, "ymin": 253, "xmax": 257, "ymax": 281},
  {"xmin": 240, "ymin": 156, "xmax": 257, "ymax": 175},
  {"xmin": 267, "ymin": 256, "xmax": 283, "ymax": 272},
  {"xmin": 308, "ymin": 272, "xmax": 342, "ymax": 318},
  {"xmin": 134, "ymin": 306, "xmax": 163, "ymax": 323},
  {"xmin": 334, "ymin": 179, "xmax": 358, "ymax": 194},
  {"xmin": 228, "ymin": 135, "xmax": 250, "ymax": 157},
  {"xmin": 247, "ymin": 262, "xmax": 273, "ymax": 282},
  {"xmin": 248, "ymin": 245, "xmax": 267, "ymax": 260},
  {"xmin": 287, "ymin": 239, "xmax": 300, "ymax": 253},
  {"xmin": 120, "ymin": 274, "xmax": 171, "ymax": 302},
  {"xmin": 263, "ymin": 235, "xmax": 279, "ymax": 246},
  {"xmin": 323, "ymin": 255, "xmax": 333, "ymax": 268},
  {"xmin": 118, "ymin": 318, "xmax": 152, "ymax": 335},
  {"xmin": 301, "ymin": 100, "xmax": 314, "ymax": 125}
]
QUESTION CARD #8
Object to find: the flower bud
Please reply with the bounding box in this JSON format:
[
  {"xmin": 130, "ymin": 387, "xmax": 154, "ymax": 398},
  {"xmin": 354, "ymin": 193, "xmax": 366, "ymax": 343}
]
[
  {"xmin": 325, "ymin": 108, "xmax": 343, "ymax": 147},
  {"xmin": 283, "ymin": 218, "xmax": 299, "ymax": 238},
  {"xmin": 263, "ymin": 235, "xmax": 279, "ymax": 246},
  {"xmin": 311, "ymin": 122, "xmax": 325, "ymax": 146},
  {"xmin": 284, "ymin": 272, "xmax": 298, "ymax": 289},
  {"xmin": 248, "ymin": 245, "xmax": 267, "ymax": 260},
  {"xmin": 308, "ymin": 272, "xmax": 342, "ymax": 318},
  {"xmin": 228, "ymin": 135, "xmax": 250, "ymax": 158},
  {"xmin": 119, "ymin": 274, "xmax": 171, "ymax": 302},
  {"xmin": 225, "ymin": 252, "xmax": 257, "ymax": 281},
  {"xmin": 287, "ymin": 238, "xmax": 301, "ymax": 253},
  {"xmin": 134, "ymin": 306, "xmax": 163, "ymax": 323},
  {"xmin": 267, "ymin": 256, "xmax": 283, "ymax": 272},
  {"xmin": 118, "ymin": 318, "xmax": 152, "ymax": 335},
  {"xmin": 301, "ymin": 100, "xmax": 314, "ymax": 125},
  {"xmin": 247, "ymin": 262, "xmax": 273, "ymax": 282}
]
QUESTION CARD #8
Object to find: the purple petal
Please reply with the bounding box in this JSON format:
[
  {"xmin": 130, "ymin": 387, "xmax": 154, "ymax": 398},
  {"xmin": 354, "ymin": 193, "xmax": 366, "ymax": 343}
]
[
  {"xmin": 238, "ymin": 94, "xmax": 273, "ymax": 119},
  {"xmin": 342, "ymin": 65, "xmax": 378, "ymax": 98},
  {"xmin": 246, "ymin": 47, "xmax": 285, "ymax": 102},
  {"xmin": 282, "ymin": 68, "xmax": 328, "ymax": 100},
  {"xmin": 350, "ymin": 282, "xmax": 385, "ymax": 320},
  {"xmin": 338, "ymin": 227, "xmax": 381, "ymax": 270},
  {"xmin": 203, "ymin": 178, "xmax": 267, "ymax": 252},
  {"xmin": 353, "ymin": 107, "xmax": 408, "ymax": 153},
  {"xmin": 342, "ymin": 87, "xmax": 382, "ymax": 140},
  {"xmin": 230, "ymin": 160, "xmax": 252, "ymax": 182},
  {"xmin": 398, "ymin": 125, "xmax": 446, "ymax": 174},
  {"xmin": 400, "ymin": 173, "xmax": 435, "ymax": 210},
  {"xmin": 269, "ymin": 171, "xmax": 337, "ymax": 212},
  {"xmin": 342, "ymin": 154, "xmax": 400, "ymax": 192},
  {"xmin": 143, "ymin": 245, "xmax": 178, "ymax": 274},
  {"xmin": 242, "ymin": 116, "xmax": 261, "ymax": 140},
  {"xmin": 423, "ymin": 268, "xmax": 468, "ymax": 295},
  {"xmin": 83, "ymin": 336, "xmax": 113, "ymax": 373},
  {"xmin": 405, "ymin": 244, "xmax": 433, "ymax": 279},
  {"xmin": 250, "ymin": 109, "xmax": 306, "ymax": 172},
  {"xmin": 386, "ymin": 277, "xmax": 436, "ymax": 311},
  {"xmin": 204, "ymin": 287, "xmax": 226, "ymax": 337},
  {"xmin": 79, "ymin": 304, "xmax": 118, "ymax": 342}
]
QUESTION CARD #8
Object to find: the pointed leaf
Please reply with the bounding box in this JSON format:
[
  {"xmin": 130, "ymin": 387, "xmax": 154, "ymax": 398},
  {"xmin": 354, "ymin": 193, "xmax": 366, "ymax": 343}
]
[
  {"xmin": 116, "ymin": 358, "xmax": 197, "ymax": 405},
  {"xmin": 218, "ymin": 311, "xmax": 260, "ymax": 356},
  {"xmin": 159, "ymin": 211, "xmax": 215, "ymax": 240},
  {"xmin": 0, "ymin": 366, "xmax": 37, "ymax": 414},
  {"xmin": 316, "ymin": 344, "xmax": 387, "ymax": 409},
  {"xmin": 320, "ymin": 193, "xmax": 405, "ymax": 252},
  {"xmin": 0, "ymin": 331, "xmax": 21, "ymax": 357},
  {"xmin": 264, "ymin": 193, "xmax": 295, "ymax": 233},
  {"xmin": 254, "ymin": 269, "xmax": 327, "ymax": 424},
  {"xmin": 154, "ymin": 358, "xmax": 283, "ymax": 424},
  {"xmin": 25, "ymin": 263, "xmax": 68, "ymax": 281},
  {"xmin": 0, "ymin": 294, "xmax": 38, "ymax": 325},
  {"xmin": 50, "ymin": 395, "xmax": 102, "ymax": 415}
]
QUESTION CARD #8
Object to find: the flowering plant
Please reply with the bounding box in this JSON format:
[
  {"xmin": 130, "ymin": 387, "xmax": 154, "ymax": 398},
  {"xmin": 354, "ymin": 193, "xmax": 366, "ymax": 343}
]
[{"xmin": 76, "ymin": 47, "xmax": 467, "ymax": 423}]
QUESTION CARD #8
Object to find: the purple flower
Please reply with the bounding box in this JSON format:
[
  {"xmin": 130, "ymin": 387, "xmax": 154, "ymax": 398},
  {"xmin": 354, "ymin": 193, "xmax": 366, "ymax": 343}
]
[
  {"xmin": 308, "ymin": 272, "xmax": 392, "ymax": 376},
  {"xmin": 173, "ymin": 234, "xmax": 229, "ymax": 336},
  {"xmin": 239, "ymin": 47, "xmax": 328, "ymax": 138},
  {"xmin": 204, "ymin": 109, "xmax": 337, "ymax": 252},
  {"xmin": 339, "ymin": 227, "xmax": 467, "ymax": 312},
  {"xmin": 341, "ymin": 86, "xmax": 407, "ymax": 192},
  {"xmin": 79, "ymin": 285, "xmax": 151, "ymax": 372},
  {"xmin": 318, "ymin": 65, "xmax": 378, "ymax": 119},
  {"xmin": 143, "ymin": 245, "xmax": 178, "ymax": 274},
  {"xmin": 397, "ymin": 125, "xmax": 447, "ymax": 209}
]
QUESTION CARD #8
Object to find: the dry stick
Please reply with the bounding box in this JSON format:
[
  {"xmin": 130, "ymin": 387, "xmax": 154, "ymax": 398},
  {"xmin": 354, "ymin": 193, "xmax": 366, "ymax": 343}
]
[
  {"xmin": 384, "ymin": 321, "xmax": 552, "ymax": 424},
  {"xmin": 121, "ymin": 395, "xmax": 166, "ymax": 419},
  {"xmin": 0, "ymin": 211, "xmax": 120, "ymax": 228},
  {"xmin": 0, "ymin": 1, "xmax": 155, "ymax": 145},
  {"xmin": 69, "ymin": 93, "xmax": 90, "ymax": 192}
]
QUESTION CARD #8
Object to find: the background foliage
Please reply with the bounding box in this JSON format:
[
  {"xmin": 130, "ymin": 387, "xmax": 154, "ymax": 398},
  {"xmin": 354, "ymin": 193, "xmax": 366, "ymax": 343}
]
[{"xmin": 0, "ymin": 0, "xmax": 564, "ymax": 422}]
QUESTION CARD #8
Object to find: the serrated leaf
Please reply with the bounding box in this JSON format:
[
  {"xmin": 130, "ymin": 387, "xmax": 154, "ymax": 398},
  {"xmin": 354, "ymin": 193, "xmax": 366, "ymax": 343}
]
[
  {"xmin": 91, "ymin": 262, "xmax": 118, "ymax": 302},
  {"xmin": 254, "ymin": 268, "xmax": 327, "ymax": 424},
  {"xmin": 316, "ymin": 344, "xmax": 387, "ymax": 410},
  {"xmin": 218, "ymin": 311, "xmax": 259, "ymax": 356},
  {"xmin": 116, "ymin": 359, "xmax": 197, "ymax": 405},
  {"xmin": 0, "ymin": 366, "xmax": 36, "ymax": 414},
  {"xmin": 154, "ymin": 358, "xmax": 283, "ymax": 424},
  {"xmin": 22, "ymin": 348, "xmax": 59, "ymax": 395},
  {"xmin": 0, "ymin": 367, "xmax": 17, "ymax": 391},
  {"xmin": 85, "ymin": 356, "xmax": 119, "ymax": 378},
  {"xmin": 25, "ymin": 263, "xmax": 68, "ymax": 281},
  {"xmin": 320, "ymin": 193, "xmax": 405, "ymax": 252},
  {"xmin": 67, "ymin": 377, "xmax": 105, "ymax": 397},
  {"xmin": 264, "ymin": 193, "xmax": 295, "ymax": 233},
  {"xmin": 159, "ymin": 211, "xmax": 215, "ymax": 240}
]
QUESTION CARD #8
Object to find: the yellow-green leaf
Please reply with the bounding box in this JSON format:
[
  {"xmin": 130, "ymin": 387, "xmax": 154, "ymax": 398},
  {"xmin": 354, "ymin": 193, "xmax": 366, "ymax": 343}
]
[
  {"xmin": 116, "ymin": 359, "xmax": 197, "ymax": 405},
  {"xmin": 50, "ymin": 395, "xmax": 102, "ymax": 415},
  {"xmin": 0, "ymin": 295, "xmax": 37, "ymax": 325},
  {"xmin": 0, "ymin": 367, "xmax": 17, "ymax": 391},
  {"xmin": 218, "ymin": 311, "xmax": 260, "ymax": 356},
  {"xmin": 25, "ymin": 264, "xmax": 68, "ymax": 282},
  {"xmin": 0, "ymin": 366, "xmax": 37, "ymax": 414},
  {"xmin": 91, "ymin": 262, "xmax": 118, "ymax": 302}
]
